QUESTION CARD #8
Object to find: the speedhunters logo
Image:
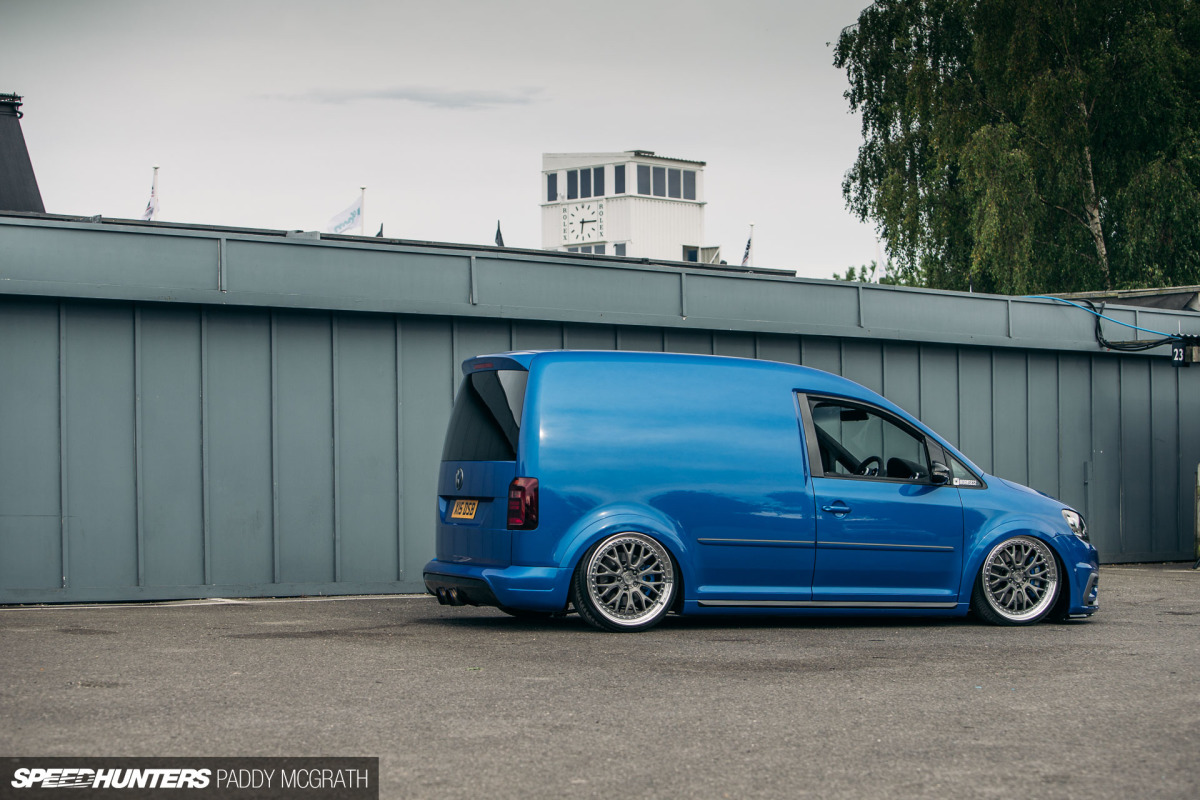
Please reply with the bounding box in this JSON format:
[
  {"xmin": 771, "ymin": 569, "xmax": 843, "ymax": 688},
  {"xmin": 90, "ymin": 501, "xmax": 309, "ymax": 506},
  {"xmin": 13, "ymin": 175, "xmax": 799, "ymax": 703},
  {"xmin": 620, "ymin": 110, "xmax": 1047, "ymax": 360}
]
[
  {"xmin": 2, "ymin": 758, "xmax": 378, "ymax": 798},
  {"xmin": 11, "ymin": 768, "xmax": 210, "ymax": 789}
]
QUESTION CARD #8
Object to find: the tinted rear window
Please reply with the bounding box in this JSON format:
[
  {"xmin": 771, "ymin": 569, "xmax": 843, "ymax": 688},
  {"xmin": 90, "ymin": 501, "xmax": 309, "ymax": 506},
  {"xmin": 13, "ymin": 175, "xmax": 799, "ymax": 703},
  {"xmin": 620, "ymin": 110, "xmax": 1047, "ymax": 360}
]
[{"xmin": 442, "ymin": 369, "xmax": 528, "ymax": 461}]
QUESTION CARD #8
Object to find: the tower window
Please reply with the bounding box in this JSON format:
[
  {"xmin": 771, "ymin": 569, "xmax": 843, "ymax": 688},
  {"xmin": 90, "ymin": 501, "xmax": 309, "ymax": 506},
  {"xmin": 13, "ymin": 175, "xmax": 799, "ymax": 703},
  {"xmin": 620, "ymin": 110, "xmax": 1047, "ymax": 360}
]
[
  {"xmin": 565, "ymin": 166, "xmax": 606, "ymax": 199},
  {"xmin": 631, "ymin": 164, "xmax": 699, "ymax": 200},
  {"xmin": 637, "ymin": 164, "xmax": 651, "ymax": 195},
  {"xmin": 652, "ymin": 166, "xmax": 666, "ymax": 197},
  {"xmin": 614, "ymin": 165, "xmax": 625, "ymax": 194},
  {"xmin": 547, "ymin": 173, "xmax": 558, "ymax": 202}
]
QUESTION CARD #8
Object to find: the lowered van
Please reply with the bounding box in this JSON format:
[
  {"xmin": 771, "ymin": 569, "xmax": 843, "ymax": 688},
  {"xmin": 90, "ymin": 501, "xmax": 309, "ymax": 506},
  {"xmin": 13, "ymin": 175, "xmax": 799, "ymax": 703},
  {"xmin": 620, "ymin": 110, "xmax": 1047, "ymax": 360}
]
[{"xmin": 424, "ymin": 351, "xmax": 1099, "ymax": 632}]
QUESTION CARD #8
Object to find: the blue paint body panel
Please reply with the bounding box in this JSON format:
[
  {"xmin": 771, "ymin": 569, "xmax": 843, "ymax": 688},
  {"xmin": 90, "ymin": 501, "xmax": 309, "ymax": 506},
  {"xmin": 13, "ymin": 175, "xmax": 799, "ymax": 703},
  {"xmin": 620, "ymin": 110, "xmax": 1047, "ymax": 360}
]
[{"xmin": 424, "ymin": 351, "xmax": 1100, "ymax": 621}]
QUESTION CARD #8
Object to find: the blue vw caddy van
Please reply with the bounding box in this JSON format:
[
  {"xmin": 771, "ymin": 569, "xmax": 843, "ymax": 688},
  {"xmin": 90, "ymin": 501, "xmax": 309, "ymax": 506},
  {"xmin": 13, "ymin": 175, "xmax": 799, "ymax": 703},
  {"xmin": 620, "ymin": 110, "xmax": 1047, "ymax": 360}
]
[{"xmin": 424, "ymin": 351, "xmax": 1099, "ymax": 632}]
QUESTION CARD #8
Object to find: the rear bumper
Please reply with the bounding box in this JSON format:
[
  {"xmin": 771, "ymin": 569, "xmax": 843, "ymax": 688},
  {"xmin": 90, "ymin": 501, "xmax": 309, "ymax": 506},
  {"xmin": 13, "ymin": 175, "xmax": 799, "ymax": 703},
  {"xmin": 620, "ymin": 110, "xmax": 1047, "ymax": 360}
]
[
  {"xmin": 424, "ymin": 574, "xmax": 501, "ymax": 607},
  {"xmin": 423, "ymin": 560, "xmax": 571, "ymax": 612}
]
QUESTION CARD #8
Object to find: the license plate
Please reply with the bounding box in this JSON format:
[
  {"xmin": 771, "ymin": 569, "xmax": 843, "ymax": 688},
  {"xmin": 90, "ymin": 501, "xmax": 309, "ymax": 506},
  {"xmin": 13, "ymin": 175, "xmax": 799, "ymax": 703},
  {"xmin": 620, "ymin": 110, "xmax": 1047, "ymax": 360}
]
[{"xmin": 450, "ymin": 499, "xmax": 479, "ymax": 520}]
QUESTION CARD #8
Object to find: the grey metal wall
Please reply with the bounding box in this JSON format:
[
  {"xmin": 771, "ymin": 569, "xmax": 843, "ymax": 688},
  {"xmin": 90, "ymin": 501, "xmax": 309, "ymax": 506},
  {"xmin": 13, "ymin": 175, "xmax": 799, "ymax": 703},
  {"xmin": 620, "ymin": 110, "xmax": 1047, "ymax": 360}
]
[{"xmin": 2, "ymin": 215, "xmax": 1198, "ymax": 602}]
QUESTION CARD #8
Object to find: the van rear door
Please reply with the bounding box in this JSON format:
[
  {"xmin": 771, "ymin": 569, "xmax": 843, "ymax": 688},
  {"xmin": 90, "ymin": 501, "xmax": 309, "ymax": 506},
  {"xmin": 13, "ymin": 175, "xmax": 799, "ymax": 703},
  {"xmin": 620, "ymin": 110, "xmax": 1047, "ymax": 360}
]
[{"xmin": 436, "ymin": 365, "xmax": 528, "ymax": 567}]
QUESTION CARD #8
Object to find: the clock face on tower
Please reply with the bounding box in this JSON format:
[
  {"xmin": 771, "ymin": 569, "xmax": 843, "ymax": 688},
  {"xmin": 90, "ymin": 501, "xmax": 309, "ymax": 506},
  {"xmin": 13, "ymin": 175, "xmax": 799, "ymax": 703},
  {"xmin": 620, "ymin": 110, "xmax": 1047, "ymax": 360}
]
[{"xmin": 563, "ymin": 200, "xmax": 605, "ymax": 243}]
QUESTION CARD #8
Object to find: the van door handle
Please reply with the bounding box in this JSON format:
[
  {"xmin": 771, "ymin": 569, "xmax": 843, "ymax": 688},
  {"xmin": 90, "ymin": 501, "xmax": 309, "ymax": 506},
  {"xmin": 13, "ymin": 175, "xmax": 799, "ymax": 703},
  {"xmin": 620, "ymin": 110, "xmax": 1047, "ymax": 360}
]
[{"xmin": 821, "ymin": 502, "xmax": 852, "ymax": 517}]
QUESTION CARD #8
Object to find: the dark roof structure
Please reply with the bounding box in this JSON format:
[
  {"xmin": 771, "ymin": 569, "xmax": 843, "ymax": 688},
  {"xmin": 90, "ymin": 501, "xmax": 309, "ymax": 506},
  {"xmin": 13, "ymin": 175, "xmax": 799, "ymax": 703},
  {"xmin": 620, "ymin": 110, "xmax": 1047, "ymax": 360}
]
[
  {"xmin": 0, "ymin": 93, "xmax": 45, "ymax": 213},
  {"xmin": 1054, "ymin": 286, "xmax": 1200, "ymax": 313},
  {"xmin": 629, "ymin": 150, "xmax": 707, "ymax": 167}
]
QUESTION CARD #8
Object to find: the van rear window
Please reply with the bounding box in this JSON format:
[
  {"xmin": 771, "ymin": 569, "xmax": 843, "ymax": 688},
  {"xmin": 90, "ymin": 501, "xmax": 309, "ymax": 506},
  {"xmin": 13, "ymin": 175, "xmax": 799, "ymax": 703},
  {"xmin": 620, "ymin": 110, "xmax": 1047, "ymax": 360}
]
[{"xmin": 442, "ymin": 369, "xmax": 528, "ymax": 461}]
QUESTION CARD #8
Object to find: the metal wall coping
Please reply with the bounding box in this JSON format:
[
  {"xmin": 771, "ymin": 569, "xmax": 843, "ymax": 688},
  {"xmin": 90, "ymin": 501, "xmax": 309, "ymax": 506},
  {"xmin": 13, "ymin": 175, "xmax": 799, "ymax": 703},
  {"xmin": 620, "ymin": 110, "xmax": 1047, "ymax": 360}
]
[{"xmin": 4, "ymin": 213, "xmax": 1199, "ymax": 355}]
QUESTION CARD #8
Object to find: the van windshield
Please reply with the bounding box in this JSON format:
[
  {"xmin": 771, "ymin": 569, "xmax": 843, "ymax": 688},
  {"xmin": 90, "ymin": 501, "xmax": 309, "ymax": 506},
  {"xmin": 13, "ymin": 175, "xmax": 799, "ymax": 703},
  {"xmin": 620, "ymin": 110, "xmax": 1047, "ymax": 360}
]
[{"xmin": 442, "ymin": 369, "xmax": 528, "ymax": 461}]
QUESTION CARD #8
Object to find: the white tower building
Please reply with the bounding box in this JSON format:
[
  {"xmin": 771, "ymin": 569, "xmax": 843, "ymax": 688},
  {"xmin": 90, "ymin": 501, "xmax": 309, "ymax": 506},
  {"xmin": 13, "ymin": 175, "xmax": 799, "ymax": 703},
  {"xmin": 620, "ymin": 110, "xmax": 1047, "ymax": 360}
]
[{"xmin": 541, "ymin": 151, "xmax": 720, "ymax": 263}]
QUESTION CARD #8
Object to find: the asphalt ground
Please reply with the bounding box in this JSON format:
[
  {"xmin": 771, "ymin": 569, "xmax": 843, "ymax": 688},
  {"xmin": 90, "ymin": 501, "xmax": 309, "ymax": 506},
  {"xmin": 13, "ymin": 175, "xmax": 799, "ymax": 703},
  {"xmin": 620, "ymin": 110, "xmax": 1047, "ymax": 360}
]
[{"xmin": 1, "ymin": 564, "xmax": 1198, "ymax": 800}]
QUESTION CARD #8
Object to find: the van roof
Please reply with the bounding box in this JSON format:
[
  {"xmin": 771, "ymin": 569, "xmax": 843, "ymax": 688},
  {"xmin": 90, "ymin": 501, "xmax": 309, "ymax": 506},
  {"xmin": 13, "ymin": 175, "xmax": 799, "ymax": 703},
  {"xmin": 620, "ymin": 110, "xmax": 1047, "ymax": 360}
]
[
  {"xmin": 465, "ymin": 349, "xmax": 870, "ymax": 399},
  {"xmin": 462, "ymin": 350, "xmax": 984, "ymax": 476}
]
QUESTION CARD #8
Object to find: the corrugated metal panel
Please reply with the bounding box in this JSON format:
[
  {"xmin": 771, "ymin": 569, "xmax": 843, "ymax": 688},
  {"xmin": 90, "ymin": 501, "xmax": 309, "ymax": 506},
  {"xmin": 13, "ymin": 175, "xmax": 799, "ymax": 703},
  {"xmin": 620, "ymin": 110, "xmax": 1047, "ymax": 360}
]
[
  {"xmin": 336, "ymin": 315, "xmax": 401, "ymax": 583},
  {"xmin": 2, "ymin": 215, "xmax": 1199, "ymax": 603},
  {"xmin": 140, "ymin": 307, "xmax": 204, "ymax": 587},
  {"xmin": 992, "ymin": 351, "xmax": 1030, "ymax": 486},
  {"xmin": 3, "ymin": 216, "xmax": 1193, "ymax": 353},
  {"xmin": 1179, "ymin": 373, "xmax": 1200, "ymax": 558},
  {"xmin": 1056, "ymin": 354, "xmax": 1092, "ymax": 519},
  {"xmin": 841, "ymin": 340, "xmax": 883, "ymax": 396},
  {"xmin": 626, "ymin": 199, "xmax": 706, "ymax": 261},
  {"xmin": 918, "ymin": 345, "xmax": 958, "ymax": 447},
  {"xmin": 205, "ymin": 307, "xmax": 273, "ymax": 586},
  {"xmin": 1090, "ymin": 358, "xmax": 1123, "ymax": 556},
  {"xmin": 1027, "ymin": 353, "xmax": 1060, "ymax": 498},
  {"xmin": 1120, "ymin": 360, "xmax": 1154, "ymax": 560},
  {"xmin": 0, "ymin": 299, "xmax": 60, "ymax": 591},
  {"xmin": 1150, "ymin": 365, "xmax": 1180, "ymax": 556},
  {"xmin": 65, "ymin": 303, "xmax": 138, "ymax": 590},
  {"xmin": 275, "ymin": 311, "xmax": 336, "ymax": 583},
  {"xmin": 956, "ymin": 349, "xmax": 994, "ymax": 473}
]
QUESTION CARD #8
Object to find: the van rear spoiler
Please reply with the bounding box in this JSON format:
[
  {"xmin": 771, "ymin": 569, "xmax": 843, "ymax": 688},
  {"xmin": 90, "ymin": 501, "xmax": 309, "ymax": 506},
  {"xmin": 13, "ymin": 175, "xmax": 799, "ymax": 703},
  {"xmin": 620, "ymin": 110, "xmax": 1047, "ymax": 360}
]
[{"xmin": 462, "ymin": 353, "xmax": 535, "ymax": 374}]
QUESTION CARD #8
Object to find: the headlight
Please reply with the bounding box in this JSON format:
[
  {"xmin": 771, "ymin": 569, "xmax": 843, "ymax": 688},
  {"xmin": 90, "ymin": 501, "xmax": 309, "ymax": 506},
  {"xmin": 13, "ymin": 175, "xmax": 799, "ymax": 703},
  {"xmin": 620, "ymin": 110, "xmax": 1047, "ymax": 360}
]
[{"xmin": 1062, "ymin": 509, "xmax": 1088, "ymax": 542}]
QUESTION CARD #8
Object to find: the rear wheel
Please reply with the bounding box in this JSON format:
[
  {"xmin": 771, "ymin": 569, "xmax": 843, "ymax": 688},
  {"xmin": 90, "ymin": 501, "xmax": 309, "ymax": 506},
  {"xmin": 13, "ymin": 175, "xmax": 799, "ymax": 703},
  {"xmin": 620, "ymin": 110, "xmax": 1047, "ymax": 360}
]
[
  {"xmin": 570, "ymin": 532, "xmax": 676, "ymax": 632},
  {"xmin": 971, "ymin": 536, "xmax": 1060, "ymax": 625}
]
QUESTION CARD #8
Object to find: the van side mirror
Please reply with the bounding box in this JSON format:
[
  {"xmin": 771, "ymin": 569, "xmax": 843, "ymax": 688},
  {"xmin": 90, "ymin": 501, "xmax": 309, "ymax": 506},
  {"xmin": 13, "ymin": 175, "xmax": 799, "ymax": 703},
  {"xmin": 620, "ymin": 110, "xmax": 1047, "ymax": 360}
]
[{"xmin": 930, "ymin": 461, "xmax": 951, "ymax": 485}]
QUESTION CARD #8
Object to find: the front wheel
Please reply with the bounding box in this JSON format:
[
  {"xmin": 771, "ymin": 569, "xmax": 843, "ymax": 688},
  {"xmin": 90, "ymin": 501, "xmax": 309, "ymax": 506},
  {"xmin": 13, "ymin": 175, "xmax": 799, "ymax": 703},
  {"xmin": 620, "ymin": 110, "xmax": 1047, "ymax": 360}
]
[
  {"xmin": 570, "ymin": 532, "xmax": 677, "ymax": 632},
  {"xmin": 971, "ymin": 536, "xmax": 1061, "ymax": 625}
]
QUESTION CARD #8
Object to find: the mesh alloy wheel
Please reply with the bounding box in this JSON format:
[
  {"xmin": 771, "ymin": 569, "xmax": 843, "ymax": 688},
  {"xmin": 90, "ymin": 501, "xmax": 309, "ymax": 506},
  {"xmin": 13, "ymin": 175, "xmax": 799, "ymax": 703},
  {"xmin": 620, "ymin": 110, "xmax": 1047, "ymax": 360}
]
[
  {"xmin": 571, "ymin": 532, "xmax": 676, "ymax": 632},
  {"xmin": 972, "ymin": 536, "xmax": 1060, "ymax": 625}
]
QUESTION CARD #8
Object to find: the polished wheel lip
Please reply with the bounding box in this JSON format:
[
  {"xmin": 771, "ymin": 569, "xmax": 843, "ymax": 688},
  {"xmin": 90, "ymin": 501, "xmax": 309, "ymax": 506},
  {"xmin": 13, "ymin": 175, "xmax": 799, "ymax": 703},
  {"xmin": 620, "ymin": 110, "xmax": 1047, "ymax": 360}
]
[
  {"xmin": 982, "ymin": 536, "xmax": 1058, "ymax": 622},
  {"xmin": 585, "ymin": 533, "xmax": 675, "ymax": 628}
]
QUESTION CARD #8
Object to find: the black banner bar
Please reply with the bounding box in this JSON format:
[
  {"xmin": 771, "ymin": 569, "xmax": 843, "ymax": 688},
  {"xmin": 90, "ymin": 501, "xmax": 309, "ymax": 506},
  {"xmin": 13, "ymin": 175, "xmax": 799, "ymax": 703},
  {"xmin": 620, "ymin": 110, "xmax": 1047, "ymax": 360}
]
[{"xmin": 0, "ymin": 758, "xmax": 378, "ymax": 799}]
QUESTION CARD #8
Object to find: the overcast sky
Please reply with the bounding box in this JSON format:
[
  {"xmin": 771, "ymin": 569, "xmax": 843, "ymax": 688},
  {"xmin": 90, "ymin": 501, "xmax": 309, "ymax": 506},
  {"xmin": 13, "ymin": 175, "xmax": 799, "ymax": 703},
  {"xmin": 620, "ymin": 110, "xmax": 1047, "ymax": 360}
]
[{"xmin": 5, "ymin": 0, "xmax": 878, "ymax": 279}]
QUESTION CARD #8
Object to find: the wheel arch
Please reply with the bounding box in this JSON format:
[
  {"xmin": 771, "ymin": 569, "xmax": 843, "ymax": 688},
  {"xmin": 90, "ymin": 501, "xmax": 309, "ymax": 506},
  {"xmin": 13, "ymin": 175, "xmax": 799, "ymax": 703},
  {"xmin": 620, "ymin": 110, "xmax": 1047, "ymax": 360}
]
[
  {"xmin": 554, "ymin": 504, "xmax": 693, "ymax": 595},
  {"xmin": 961, "ymin": 520, "xmax": 1071, "ymax": 605}
]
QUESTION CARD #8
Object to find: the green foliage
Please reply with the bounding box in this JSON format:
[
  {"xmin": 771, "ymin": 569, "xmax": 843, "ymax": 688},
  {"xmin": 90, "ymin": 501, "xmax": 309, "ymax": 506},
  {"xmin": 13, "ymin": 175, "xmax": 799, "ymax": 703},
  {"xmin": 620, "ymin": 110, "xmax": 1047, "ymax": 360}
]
[
  {"xmin": 835, "ymin": 0, "xmax": 1200, "ymax": 293},
  {"xmin": 831, "ymin": 260, "xmax": 910, "ymax": 285}
]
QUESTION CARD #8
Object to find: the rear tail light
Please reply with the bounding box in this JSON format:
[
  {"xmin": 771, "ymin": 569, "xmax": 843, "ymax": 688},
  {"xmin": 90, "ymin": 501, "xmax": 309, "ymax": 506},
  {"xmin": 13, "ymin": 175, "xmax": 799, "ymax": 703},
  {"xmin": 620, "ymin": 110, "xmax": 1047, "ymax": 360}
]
[{"xmin": 507, "ymin": 477, "xmax": 538, "ymax": 530}]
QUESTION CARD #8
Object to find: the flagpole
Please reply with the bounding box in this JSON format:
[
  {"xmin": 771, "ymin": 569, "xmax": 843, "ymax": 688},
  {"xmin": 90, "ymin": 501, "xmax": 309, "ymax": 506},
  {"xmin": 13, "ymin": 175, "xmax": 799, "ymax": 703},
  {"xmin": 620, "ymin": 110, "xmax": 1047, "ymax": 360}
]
[
  {"xmin": 741, "ymin": 222, "xmax": 754, "ymax": 267},
  {"xmin": 360, "ymin": 186, "xmax": 366, "ymax": 235},
  {"xmin": 143, "ymin": 164, "xmax": 160, "ymax": 221}
]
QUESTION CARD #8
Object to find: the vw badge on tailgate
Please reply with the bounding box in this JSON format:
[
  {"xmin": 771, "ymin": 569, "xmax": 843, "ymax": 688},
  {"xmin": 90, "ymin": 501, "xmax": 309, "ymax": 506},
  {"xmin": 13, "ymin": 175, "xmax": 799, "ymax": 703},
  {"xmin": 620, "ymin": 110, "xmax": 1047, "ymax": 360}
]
[{"xmin": 455, "ymin": 468, "xmax": 464, "ymax": 490}]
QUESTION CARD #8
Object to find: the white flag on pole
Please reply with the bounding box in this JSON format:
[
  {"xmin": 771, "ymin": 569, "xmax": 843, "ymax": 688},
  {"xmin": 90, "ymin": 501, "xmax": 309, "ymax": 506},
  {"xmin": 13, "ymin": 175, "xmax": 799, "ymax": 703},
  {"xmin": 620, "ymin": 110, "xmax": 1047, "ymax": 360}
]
[
  {"xmin": 326, "ymin": 195, "xmax": 364, "ymax": 235},
  {"xmin": 141, "ymin": 166, "xmax": 160, "ymax": 221}
]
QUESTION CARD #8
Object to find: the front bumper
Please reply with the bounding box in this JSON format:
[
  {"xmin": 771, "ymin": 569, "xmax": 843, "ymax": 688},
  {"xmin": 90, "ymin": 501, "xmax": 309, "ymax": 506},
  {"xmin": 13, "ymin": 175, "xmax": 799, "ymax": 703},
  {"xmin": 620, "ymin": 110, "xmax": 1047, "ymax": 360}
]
[
  {"xmin": 423, "ymin": 560, "xmax": 571, "ymax": 612},
  {"xmin": 1079, "ymin": 569, "xmax": 1099, "ymax": 610},
  {"xmin": 1066, "ymin": 547, "xmax": 1100, "ymax": 617}
]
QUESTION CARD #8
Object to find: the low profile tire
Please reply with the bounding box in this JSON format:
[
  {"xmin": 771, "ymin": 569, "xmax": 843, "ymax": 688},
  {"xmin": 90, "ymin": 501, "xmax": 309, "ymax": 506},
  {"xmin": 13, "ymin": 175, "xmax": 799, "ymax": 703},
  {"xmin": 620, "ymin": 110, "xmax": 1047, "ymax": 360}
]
[
  {"xmin": 570, "ymin": 532, "xmax": 677, "ymax": 632},
  {"xmin": 971, "ymin": 535, "xmax": 1061, "ymax": 626}
]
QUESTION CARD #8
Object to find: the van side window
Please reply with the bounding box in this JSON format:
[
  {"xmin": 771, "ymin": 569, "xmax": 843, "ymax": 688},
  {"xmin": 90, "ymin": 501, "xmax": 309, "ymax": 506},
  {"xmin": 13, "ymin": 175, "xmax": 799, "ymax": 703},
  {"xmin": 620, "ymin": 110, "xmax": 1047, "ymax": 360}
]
[
  {"xmin": 442, "ymin": 370, "xmax": 527, "ymax": 461},
  {"xmin": 808, "ymin": 399, "xmax": 929, "ymax": 481}
]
